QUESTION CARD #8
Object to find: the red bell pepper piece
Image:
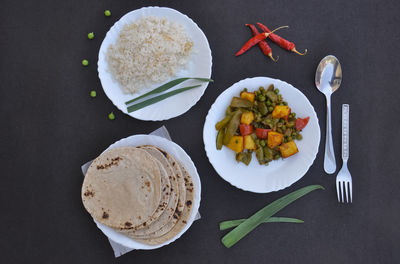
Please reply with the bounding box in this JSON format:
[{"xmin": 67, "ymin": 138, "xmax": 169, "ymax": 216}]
[
  {"xmin": 239, "ymin": 124, "xmax": 254, "ymax": 136},
  {"xmin": 295, "ymin": 117, "xmax": 310, "ymax": 130},
  {"xmin": 255, "ymin": 128, "xmax": 272, "ymax": 139}
]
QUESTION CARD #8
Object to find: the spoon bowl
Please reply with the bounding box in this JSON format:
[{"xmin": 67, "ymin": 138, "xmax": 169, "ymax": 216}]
[{"xmin": 315, "ymin": 55, "xmax": 342, "ymax": 174}]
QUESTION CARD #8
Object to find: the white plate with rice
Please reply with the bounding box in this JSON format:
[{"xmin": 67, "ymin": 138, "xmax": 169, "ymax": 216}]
[{"xmin": 98, "ymin": 7, "xmax": 212, "ymax": 121}]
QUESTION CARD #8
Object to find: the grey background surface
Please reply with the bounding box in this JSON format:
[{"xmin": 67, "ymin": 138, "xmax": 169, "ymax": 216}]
[{"xmin": 1, "ymin": 0, "xmax": 399, "ymax": 263}]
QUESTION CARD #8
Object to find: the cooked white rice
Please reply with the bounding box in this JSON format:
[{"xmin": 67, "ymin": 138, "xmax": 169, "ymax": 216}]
[{"xmin": 106, "ymin": 16, "xmax": 194, "ymax": 94}]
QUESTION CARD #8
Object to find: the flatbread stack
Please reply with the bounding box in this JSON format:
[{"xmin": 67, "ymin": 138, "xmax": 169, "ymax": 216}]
[{"xmin": 81, "ymin": 146, "xmax": 195, "ymax": 245}]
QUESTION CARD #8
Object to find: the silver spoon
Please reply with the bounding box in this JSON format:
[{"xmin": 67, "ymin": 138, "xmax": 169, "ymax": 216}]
[{"xmin": 315, "ymin": 55, "xmax": 342, "ymax": 174}]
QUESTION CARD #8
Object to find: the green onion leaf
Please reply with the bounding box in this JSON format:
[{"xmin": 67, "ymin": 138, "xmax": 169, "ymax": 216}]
[
  {"xmin": 127, "ymin": 85, "xmax": 201, "ymax": 113},
  {"xmin": 221, "ymin": 184, "xmax": 324, "ymax": 248},
  {"xmin": 219, "ymin": 217, "xmax": 304, "ymax": 231},
  {"xmin": 125, "ymin": 77, "xmax": 213, "ymax": 105}
]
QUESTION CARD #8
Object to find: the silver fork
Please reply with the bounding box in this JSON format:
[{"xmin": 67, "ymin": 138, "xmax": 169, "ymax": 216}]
[{"xmin": 336, "ymin": 104, "xmax": 352, "ymax": 203}]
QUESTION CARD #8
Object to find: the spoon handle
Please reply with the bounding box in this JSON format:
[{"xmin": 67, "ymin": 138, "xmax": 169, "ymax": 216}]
[{"xmin": 324, "ymin": 95, "xmax": 336, "ymax": 174}]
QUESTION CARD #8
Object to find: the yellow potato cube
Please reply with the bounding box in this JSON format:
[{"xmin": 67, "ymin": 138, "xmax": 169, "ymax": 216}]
[
  {"xmin": 279, "ymin": 140, "xmax": 299, "ymax": 158},
  {"xmin": 271, "ymin": 105, "xmax": 291, "ymax": 119},
  {"xmin": 267, "ymin": 131, "xmax": 283, "ymax": 148},
  {"xmin": 240, "ymin": 111, "xmax": 254, "ymax": 125},
  {"xmin": 240, "ymin": 91, "xmax": 255, "ymax": 102},
  {"xmin": 226, "ymin": 136, "xmax": 243, "ymax": 153},
  {"xmin": 244, "ymin": 135, "xmax": 256, "ymax": 150}
]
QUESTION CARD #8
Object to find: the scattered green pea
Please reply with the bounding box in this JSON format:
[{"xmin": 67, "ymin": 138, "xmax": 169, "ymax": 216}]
[
  {"xmin": 108, "ymin": 112, "xmax": 115, "ymax": 120},
  {"xmin": 273, "ymin": 154, "xmax": 280, "ymax": 160},
  {"xmin": 258, "ymin": 95, "xmax": 266, "ymax": 101},
  {"xmin": 268, "ymin": 106, "xmax": 274, "ymax": 112},
  {"xmin": 287, "ymin": 136, "xmax": 292, "ymax": 141},
  {"xmin": 104, "ymin": 10, "xmax": 111, "ymax": 16},
  {"xmin": 274, "ymin": 88, "xmax": 280, "ymax": 94},
  {"xmin": 82, "ymin": 59, "xmax": 89, "ymax": 66},
  {"xmin": 88, "ymin": 32, "xmax": 95, "ymax": 39},
  {"xmin": 90, "ymin": 90, "xmax": 96, "ymax": 98},
  {"xmin": 266, "ymin": 100, "xmax": 272, "ymax": 106},
  {"xmin": 296, "ymin": 134, "xmax": 303, "ymax": 140}
]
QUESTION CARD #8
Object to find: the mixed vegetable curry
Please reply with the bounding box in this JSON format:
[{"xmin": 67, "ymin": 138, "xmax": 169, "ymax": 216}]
[{"xmin": 215, "ymin": 84, "xmax": 309, "ymax": 165}]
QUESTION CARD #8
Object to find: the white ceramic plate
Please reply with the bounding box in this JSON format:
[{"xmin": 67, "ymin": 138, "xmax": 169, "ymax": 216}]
[
  {"xmin": 98, "ymin": 7, "xmax": 212, "ymax": 121},
  {"xmin": 203, "ymin": 77, "xmax": 320, "ymax": 193},
  {"xmin": 93, "ymin": 134, "xmax": 201, "ymax": 250}
]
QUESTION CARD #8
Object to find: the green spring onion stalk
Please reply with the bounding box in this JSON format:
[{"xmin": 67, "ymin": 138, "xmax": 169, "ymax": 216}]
[
  {"xmin": 219, "ymin": 217, "xmax": 304, "ymax": 231},
  {"xmin": 127, "ymin": 85, "xmax": 201, "ymax": 113},
  {"xmin": 221, "ymin": 185, "xmax": 324, "ymax": 248},
  {"xmin": 125, "ymin": 77, "xmax": 213, "ymax": 105}
]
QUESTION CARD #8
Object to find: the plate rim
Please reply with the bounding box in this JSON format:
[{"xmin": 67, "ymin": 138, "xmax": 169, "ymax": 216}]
[
  {"xmin": 97, "ymin": 6, "xmax": 213, "ymax": 121},
  {"xmin": 203, "ymin": 76, "xmax": 321, "ymax": 193},
  {"xmin": 93, "ymin": 134, "xmax": 202, "ymax": 250}
]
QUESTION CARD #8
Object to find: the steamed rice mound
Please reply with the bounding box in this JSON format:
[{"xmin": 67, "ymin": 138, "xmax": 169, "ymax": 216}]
[{"xmin": 106, "ymin": 16, "xmax": 194, "ymax": 94}]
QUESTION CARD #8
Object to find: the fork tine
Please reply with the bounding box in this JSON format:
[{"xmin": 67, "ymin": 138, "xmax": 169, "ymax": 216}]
[
  {"xmin": 345, "ymin": 182, "xmax": 349, "ymax": 203},
  {"xmin": 336, "ymin": 181, "xmax": 341, "ymax": 202},
  {"xmin": 349, "ymin": 181, "xmax": 352, "ymax": 203},
  {"xmin": 340, "ymin": 181, "xmax": 344, "ymax": 203}
]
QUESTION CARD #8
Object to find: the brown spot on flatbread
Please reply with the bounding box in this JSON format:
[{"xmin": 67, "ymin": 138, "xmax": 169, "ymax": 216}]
[
  {"xmin": 102, "ymin": 212, "xmax": 109, "ymax": 219},
  {"xmin": 143, "ymin": 222, "xmax": 147, "ymax": 226},
  {"xmin": 172, "ymin": 162, "xmax": 175, "ymax": 166},
  {"xmin": 145, "ymin": 181, "xmax": 150, "ymax": 187},
  {"xmin": 182, "ymin": 220, "xmax": 187, "ymax": 224},
  {"xmin": 190, "ymin": 183, "xmax": 193, "ymax": 186},
  {"xmin": 162, "ymin": 187, "xmax": 166, "ymax": 192},
  {"xmin": 186, "ymin": 200, "xmax": 192, "ymax": 206},
  {"xmin": 125, "ymin": 222, "xmax": 132, "ymax": 227},
  {"xmin": 138, "ymin": 216, "xmax": 141, "ymax": 220},
  {"xmin": 96, "ymin": 157, "xmax": 123, "ymax": 170},
  {"xmin": 83, "ymin": 190, "xmax": 94, "ymax": 197},
  {"xmin": 159, "ymin": 149, "xmax": 168, "ymax": 158}
]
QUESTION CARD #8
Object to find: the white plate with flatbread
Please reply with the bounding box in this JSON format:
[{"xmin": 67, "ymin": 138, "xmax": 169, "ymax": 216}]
[{"xmin": 86, "ymin": 134, "xmax": 201, "ymax": 250}]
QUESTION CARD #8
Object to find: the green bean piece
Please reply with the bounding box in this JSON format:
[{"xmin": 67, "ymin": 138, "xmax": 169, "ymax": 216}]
[
  {"xmin": 215, "ymin": 115, "xmax": 232, "ymax": 130},
  {"xmin": 283, "ymin": 101, "xmax": 288, "ymax": 106},
  {"xmin": 263, "ymin": 146, "xmax": 273, "ymax": 161},
  {"xmin": 287, "ymin": 121, "xmax": 295, "ymax": 128},
  {"xmin": 223, "ymin": 110, "xmax": 242, "ymax": 145},
  {"xmin": 242, "ymin": 152, "xmax": 252, "ymax": 165},
  {"xmin": 282, "ymin": 125, "xmax": 286, "ymax": 130},
  {"xmin": 257, "ymin": 101, "xmax": 268, "ymax": 115},
  {"xmin": 230, "ymin": 97, "xmax": 253, "ymax": 108},
  {"xmin": 266, "ymin": 91, "xmax": 278, "ymax": 102},
  {"xmin": 274, "ymin": 88, "xmax": 280, "ymax": 94},
  {"xmin": 226, "ymin": 106, "xmax": 233, "ymax": 115},
  {"xmin": 296, "ymin": 134, "xmax": 303, "ymax": 140},
  {"xmin": 255, "ymin": 147, "xmax": 264, "ymax": 164},
  {"xmin": 260, "ymin": 140, "xmax": 266, "ymax": 147},
  {"xmin": 277, "ymin": 128, "xmax": 283, "ymax": 133},
  {"xmin": 274, "ymin": 154, "xmax": 280, "ymax": 160},
  {"xmin": 216, "ymin": 129, "xmax": 225, "ymax": 150},
  {"xmin": 267, "ymin": 84, "xmax": 274, "ymax": 92},
  {"xmin": 250, "ymin": 133, "xmax": 257, "ymax": 142}
]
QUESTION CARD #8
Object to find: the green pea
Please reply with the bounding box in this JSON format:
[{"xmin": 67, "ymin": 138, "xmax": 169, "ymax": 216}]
[
  {"xmin": 266, "ymin": 118, "xmax": 272, "ymax": 123},
  {"xmin": 104, "ymin": 10, "xmax": 111, "ymax": 16},
  {"xmin": 108, "ymin": 112, "xmax": 115, "ymax": 120},
  {"xmin": 260, "ymin": 140, "xmax": 266, "ymax": 147},
  {"xmin": 283, "ymin": 138, "xmax": 288, "ymax": 143},
  {"xmin": 273, "ymin": 154, "xmax": 280, "ymax": 160},
  {"xmin": 291, "ymin": 113, "xmax": 296, "ymax": 118},
  {"xmin": 274, "ymin": 88, "xmax": 280, "ymax": 94},
  {"xmin": 292, "ymin": 132, "xmax": 297, "ymax": 137},
  {"xmin": 287, "ymin": 136, "xmax": 292, "ymax": 141},
  {"xmin": 82, "ymin": 59, "xmax": 89, "ymax": 66},
  {"xmin": 259, "ymin": 86, "xmax": 265, "ymax": 92},
  {"xmin": 268, "ymin": 106, "xmax": 274, "ymax": 112},
  {"xmin": 88, "ymin": 32, "xmax": 95, "ymax": 39},
  {"xmin": 90, "ymin": 90, "xmax": 96, "ymax": 97},
  {"xmin": 266, "ymin": 100, "xmax": 272, "ymax": 106},
  {"xmin": 258, "ymin": 95, "xmax": 266, "ymax": 101},
  {"xmin": 243, "ymin": 88, "xmax": 248, "ymax": 92},
  {"xmin": 296, "ymin": 134, "xmax": 303, "ymax": 140},
  {"xmin": 282, "ymin": 101, "xmax": 288, "ymax": 106}
]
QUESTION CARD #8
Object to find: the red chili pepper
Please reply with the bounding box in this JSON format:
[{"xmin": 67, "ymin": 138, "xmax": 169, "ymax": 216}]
[
  {"xmin": 235, "ymin": 26, "xmax": 288, "ymax": 56},
  {"xmin": 255, "ymin": 128, "xmax": 272, "ymax": 139},
  {"xmin": 257, "ymin": 23, "xmax": 307, "ymax": 56},
  {"xmin": 239, "ymin": 124, "xmax": 254, "ymax": 136},
  {"xmin": 295, "ymin": 117, "xmax": 310, "ymax": 130},
  {"xmin": 245, "ymin": 24, "xmax": 278, "ymax": 62}
]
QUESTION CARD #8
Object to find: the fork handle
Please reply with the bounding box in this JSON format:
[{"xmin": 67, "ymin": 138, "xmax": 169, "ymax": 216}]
[{"xmin": 342, "ymin": 104, "xmax": 349, "ymax": 161}]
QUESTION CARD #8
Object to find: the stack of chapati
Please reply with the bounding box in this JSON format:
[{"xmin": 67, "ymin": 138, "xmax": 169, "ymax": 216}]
[{"xmin": 81, "ymin": 146, "xmax": 194, "ymax": 245}]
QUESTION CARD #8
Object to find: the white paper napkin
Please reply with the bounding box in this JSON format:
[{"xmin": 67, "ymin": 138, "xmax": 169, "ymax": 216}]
[{"xmin": 81, "ymin": 126, "xmax": 201, "ymax": 257}]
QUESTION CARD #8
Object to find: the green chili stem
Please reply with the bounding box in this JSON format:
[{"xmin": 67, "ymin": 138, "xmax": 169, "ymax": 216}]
[{"xmin": 219, "ymin": 217, "xmax": 304, "ymax": 231}]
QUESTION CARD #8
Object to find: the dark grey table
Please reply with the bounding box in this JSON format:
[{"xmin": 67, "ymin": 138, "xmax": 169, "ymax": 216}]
[{"xmin": 1, "ymin": 0, "xmax": 399, "ymax": 263}]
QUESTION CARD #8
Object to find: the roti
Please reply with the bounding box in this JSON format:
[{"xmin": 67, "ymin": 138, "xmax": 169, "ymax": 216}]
[
  {"xmin": 81, "ymin": 147, "xmax": 162, "ymax": 230},
  {"xmin": 132, "ymin": 162, "xmax": 195, "ymax": 245},
  {"xmin": 122, "ymin": 146, "xmax": 179, "ymax": 237}
]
